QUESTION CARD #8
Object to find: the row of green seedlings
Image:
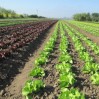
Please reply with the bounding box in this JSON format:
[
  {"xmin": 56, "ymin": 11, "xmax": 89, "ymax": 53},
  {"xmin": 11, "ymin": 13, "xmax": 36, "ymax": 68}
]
[
  {"xmin": 55, "ymin": 22, "xmax": 85, "ymax": 99},
  {"xmin": 69, "ymin": 21, "xmax": 99, "ymax": 36},
  {"xmin": 66, "ymin": 22, "xmax": 99, "ymax": 56},
  {"xmin": 63, "ymin": 22, "xmax": 99, "ymax": 86},
  {"xmin": 22, "ymin": 22, "xmax": 59, "ymax": 99}
]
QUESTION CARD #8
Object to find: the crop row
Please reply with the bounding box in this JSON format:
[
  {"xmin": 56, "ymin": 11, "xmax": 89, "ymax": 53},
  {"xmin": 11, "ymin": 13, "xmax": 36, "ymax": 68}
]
[
  {"xmin": 0, "ymin": 21, "xmax": 47, "ymax": 35},
  {"xmin": 65, "ymin": 22, "xmax": 99, "ymax": 56},
  {"xmin": 56, "ymin": 22, "xmax": 85, "ymax": 99},
  {"xmin": 0, "ymin": 19, "xmax": 43, "ymax": 27},
  {"xmin": 69, "ymin": 21, "xmax": 99, "ymax": 36},
  {"xmin": 0, "ymin": 21, "xmax": 57, "ymax": 59},
  {"xmin": 20, "ymin": 20, "xmax": 99, "ymax": 99},
  {"xmin": 63, "ymin": 21, "xmax": 99, "ymax": 85},
  {"xmin": 70, "ymin": 21, "xmax": 99, "ymax": 28},
  {"xmin": 0, "ymin": 21, "xmax": 55, "ymax": 48},
  {"xmin": 22, "ymin": 21, "xmax": 86, "ymax": 99},
  {"xmin": 22, "ymin": 22, "xmax": 59, "ymax": 99}
]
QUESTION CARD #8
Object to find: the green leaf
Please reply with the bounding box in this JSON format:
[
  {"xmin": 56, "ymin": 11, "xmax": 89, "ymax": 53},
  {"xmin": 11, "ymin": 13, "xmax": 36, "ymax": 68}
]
[
  {"xmin": 59, "ymin": 72, "xmax": 76, "ymax": 88},
  {"xmin": 22, "ymin": 80, "xmax": 45, "ymax": 96},
  {"xmin": 35, "ymin": 56, "xmax": 48, "ymax": 66},
  {"xmin": 55, "ymin": 62, "xmax": 72, "ymax": 73},
  {"xmin": 59, "ymin": 54, "xmax": 73, "ymax": 63},
  {"xmin": 90, "ymin": 72, "xmax": 99, "ymax": 85},
  {"xmin": 29, "ymin": 66, "xmax": 45, "ymax": 77},
  {"xmin": 59, "ymin": 88, "xmax": 85, "ymax": 99},
  {"xmin": 82, "ymin": 62, "xmax": 99, "ymax": 74}
]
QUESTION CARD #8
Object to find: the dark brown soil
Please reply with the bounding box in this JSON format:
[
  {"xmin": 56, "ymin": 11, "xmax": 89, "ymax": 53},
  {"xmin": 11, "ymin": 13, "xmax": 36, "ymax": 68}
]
[
  {"xmin": 66, "ymin": 22, "xmax": 99, "ymax": 45},
  {"xmin": 32, "ymin": 32, "xmax": 60, "ymax": 99},
  {"xmin": 0, "ymin": 24, "xmax": 57, "ymax": 99},
  {"xmin": 64, "ymin": 29, "xmax": 99, "ymax": 99}
]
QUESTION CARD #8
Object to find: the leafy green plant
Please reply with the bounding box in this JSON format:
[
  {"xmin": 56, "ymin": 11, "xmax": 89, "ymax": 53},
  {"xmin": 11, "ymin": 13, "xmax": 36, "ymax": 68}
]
[
  {"xmin": 82, "ymin": 62, "xmax": 99, "ymax": 74},
  {"xmin": 59, "ymin": 39, "xmax": 68, "ymax": 52},
  {"xmin": 39, "ymin": 50, "xmax": 50, "ymax": 59},
  {"xmin": 34, "ymin": 56, "xmax": 48, "ymax": 66},
  {"xmin": 43, "ymin": 47, "xmax": 53, "ymax": 53},
  {"xmin": 58, "ymin": 54, "xmax": 73, "ymax": 64},
  {"xmin": 22, "ymin": 80, "xmax": 45, "ymax": 98},
  {"xmin": 58, "ymin": 88, "xmax": 85, "ymax": 99},
  {"xmin": 79, "ymin": 51, "xmax": 93, "ymax": 62},
  {"xmin": 59, "ymin": 72, "xmax": 76, "ymax": 88},
  {"xmin": 90, "ymin": 72, "xmax": 99, "ymax": 85},
  {"xmin": 21, "ymin": 22, "xmax": 59, "ymax": 99},
  {"xmin": 55, "ymin": 62, "xmax": 72, "ymax": 73},
  {"xmin": 29, "ymin": 66, "xmax": 45, "ymax": 77}
]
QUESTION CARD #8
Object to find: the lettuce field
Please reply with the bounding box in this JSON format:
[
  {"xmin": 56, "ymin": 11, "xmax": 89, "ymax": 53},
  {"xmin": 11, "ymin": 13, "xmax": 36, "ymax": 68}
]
[{"xmin": 0, "ymin": 20, "xmax": 99, "ymax": 99}]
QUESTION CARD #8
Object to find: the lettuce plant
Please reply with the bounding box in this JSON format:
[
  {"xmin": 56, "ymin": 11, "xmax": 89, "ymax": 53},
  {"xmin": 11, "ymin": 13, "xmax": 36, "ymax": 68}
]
[
  {"xmin": 34, "ymin": 56, "xmax": 48, "ymax": 66},
  {"xmin": 79, "ymin": 51, "xmax": 93, "ymax": 62},
  {"xmin": 58, "ymin": 54, "xmax": 73, "ymax": 64},
  {"xmin": 40, "ymin": 51, "xmax": 50, "ymax": 58},
  {"xmin": 29, "ymin": 66, "xmax": 45, "ymax": 77},
  {"xmin": 22, "ymin": 80, "xmax": 45, "ymax": 98},
  {"xmin": 90, "ymin": 72, "xmax": 99, "ymax": 85},
  {"xmin": 82, "ymin": 62, "xmax": 99, "ymax": 74},
  {"xmin": 59, "ymin": 72, "xmax": 76, "ymax": 88},
  {"xmin": 55, "ymin": 62, "xmax": 72, "ymax": 73},
  {"xmin": 58, "ymin": 88, "xmax": 85, "ymax": 99}
]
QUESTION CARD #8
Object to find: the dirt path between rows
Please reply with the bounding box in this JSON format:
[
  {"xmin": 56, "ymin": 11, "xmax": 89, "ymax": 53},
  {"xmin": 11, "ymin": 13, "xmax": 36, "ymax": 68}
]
[
  {"xmin": 0, "ymin": 24, "xmax": 57, "ymax": 99},
  {"xmin": 32, "ymin": 33, "xmax": 60, "ymax": 99},
  {"xmin": 66, "ymin": 22, "xmax": 99, "ymax": 45}
]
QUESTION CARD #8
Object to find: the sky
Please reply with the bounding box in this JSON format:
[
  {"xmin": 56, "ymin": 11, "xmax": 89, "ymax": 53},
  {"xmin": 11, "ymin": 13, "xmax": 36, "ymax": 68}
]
[{"xmin": 0, "ymin": 0, "xmax": 99, "ymax": 18}]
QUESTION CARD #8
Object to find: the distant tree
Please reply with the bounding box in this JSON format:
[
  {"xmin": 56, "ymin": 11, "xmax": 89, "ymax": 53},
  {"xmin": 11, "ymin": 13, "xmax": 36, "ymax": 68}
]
[
  {"xmin": 86, "ymin": 13, "xmax": 91, "ymax": 21},
  {"xmin": 19, "ymin": 14, "xmax": 24, "ymax": 18},
  {"xmin": 0, "ymin": 7, "xmax": 46, "ymax": 19},
  {"xmin": 91, "ymin": 13, "xmax": 99, "ymax": 22},
  {"xmin": 38, "ymin": 16, "xmax": 46, "ymax": 18},
  {"xmin": 0, "ymin": 7, "xmax": 21, "ymax": 18},
  {"xmin": 73, "ymin": 13, "xmax": 91, "ymax": 21},
  {"xmin": 28, "ymin": 14, "xmax": 38, "ymax": 18},
  {"xmin": 0, "ymin": 13, "xmax": 3, "ymax": 18}
]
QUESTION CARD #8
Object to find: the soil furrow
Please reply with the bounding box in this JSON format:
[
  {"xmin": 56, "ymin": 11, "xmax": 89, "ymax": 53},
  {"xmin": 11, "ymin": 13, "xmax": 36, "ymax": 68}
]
[{"xmin": 33, "ymin": 32, "xmax": 60, "ymax": 99}]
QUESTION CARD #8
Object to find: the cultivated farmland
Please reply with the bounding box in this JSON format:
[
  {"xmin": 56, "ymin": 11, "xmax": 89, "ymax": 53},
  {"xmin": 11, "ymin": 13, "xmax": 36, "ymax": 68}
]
[{"xmin": 0, "ymin": 20, "xmax": 99, "ymax": 99}]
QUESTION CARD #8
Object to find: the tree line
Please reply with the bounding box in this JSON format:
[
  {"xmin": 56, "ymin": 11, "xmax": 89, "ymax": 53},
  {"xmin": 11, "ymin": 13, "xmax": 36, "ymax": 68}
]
[
  {"xmin": 73, "ymin": 13, "xmax": 99, "ymax": 22},
  {"xmin": 0, "ymin": 7, "xmax": 45, "ymax": 19}
]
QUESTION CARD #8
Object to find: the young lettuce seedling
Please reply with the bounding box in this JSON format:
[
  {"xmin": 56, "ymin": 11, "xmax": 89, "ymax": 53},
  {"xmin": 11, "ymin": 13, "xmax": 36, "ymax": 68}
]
[
  {"xmin": 40, "ymin": 51, "xmax": 50, "ymax": 58},
  {"xmin": 55, "ymin": 62, "xmax": 72, "ymax": 73},
  {"xmin": 29, "ymin": 66, "xmax": 45, "ymax": 77},
  {"xmin": 58, "ymin": 54, "xmax": 73, "ymax": 64},
  {"xmin": 58, "ymin": 88, "xmax": 85, "ymax": 99},
  {"xmin": 22, "ymin": 80, "xmax": 45, "ymax": 99},
  {"xmin": 82, "ymin": 62, "xmax": 99, "ymax": 74},
  {"xmin": 90, "ymin": 72, "xmax": 99, "ymax": 85},
  {"xmin": 59, "ymin": 72, "xmax": 76, "ymax": 88},
  {"xmin": 79, "ymin": 51, "xmax": 93, "ymax": 62},
  {"xmin": 35, "ymin": 56, "xmax": 48, "ymax": 66}
]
